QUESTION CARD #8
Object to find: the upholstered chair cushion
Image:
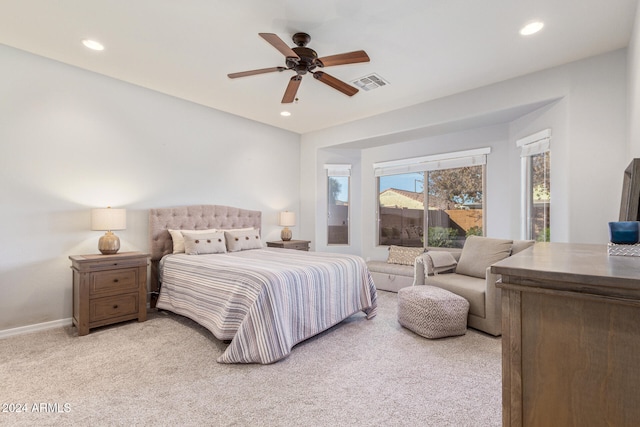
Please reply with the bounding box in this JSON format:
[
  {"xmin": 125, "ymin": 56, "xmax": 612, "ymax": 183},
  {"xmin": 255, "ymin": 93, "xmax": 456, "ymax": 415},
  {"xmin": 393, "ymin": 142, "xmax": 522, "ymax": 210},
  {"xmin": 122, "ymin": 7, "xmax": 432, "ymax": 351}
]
[
  {"xmin": 455, "ymin": 236, "xmax": 513, "ymax": 279},
  {"xmin": 511, "ymin": 239, "xmax": 535, "ymax": 255}
]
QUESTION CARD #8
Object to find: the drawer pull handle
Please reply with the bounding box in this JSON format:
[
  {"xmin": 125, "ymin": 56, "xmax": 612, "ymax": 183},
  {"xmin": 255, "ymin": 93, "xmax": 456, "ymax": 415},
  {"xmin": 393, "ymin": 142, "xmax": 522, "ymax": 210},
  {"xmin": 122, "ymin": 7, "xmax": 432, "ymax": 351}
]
[
  {"xmin": 113, "ymin": 305, "xmax": 119, "ymax": 309},
  {"xmin": 113, "ymin": 279, "xmax": 119, "ymax": 283}
]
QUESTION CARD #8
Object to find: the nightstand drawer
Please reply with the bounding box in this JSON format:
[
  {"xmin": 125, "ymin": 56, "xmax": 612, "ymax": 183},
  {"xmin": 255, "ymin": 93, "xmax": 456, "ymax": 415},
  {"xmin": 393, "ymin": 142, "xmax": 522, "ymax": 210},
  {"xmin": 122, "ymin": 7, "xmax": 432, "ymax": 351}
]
[
  {"xmin": 90, "ymin": 269, "xmax": 138, "ymax": 296},
  {"xmin": 286, "ymin": 242, "xmax": 309, "ymax": 250},
  {"xmin": 266, "ymin": 240, "xmax": 311, "ymax": 251},
  {"xmin": 90, "ymin": 294, "xmax": 138, "ymax": 322},
  {"xmin": 70, "ymin": 252, "xmax": 148, "ymax": 272}
]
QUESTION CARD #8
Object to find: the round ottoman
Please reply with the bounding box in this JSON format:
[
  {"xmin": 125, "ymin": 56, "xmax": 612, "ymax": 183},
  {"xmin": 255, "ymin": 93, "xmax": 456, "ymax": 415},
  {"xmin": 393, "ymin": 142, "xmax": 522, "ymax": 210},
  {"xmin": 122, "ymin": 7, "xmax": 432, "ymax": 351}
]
[{"xmin": 397, "ymin": 286, "xmax": 469, "ymax": 339}]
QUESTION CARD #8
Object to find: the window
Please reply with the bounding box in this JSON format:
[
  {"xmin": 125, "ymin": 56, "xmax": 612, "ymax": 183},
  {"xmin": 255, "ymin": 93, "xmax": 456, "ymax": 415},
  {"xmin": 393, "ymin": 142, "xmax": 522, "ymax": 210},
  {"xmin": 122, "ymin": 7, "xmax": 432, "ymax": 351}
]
[
  {"xmin": 326, "ymin": 164, "xmax": 350, "ymax": 245},
  {"xmin": 378, "ymin": 172, "xmax": 425, "ymax": 247},
  {"xmin": 375, "ymin": 148, "xmax": 489, "ymax": 248},
  {"xmin": 518, "ymin": 130, "xmax": 551, "ymax": 242}
]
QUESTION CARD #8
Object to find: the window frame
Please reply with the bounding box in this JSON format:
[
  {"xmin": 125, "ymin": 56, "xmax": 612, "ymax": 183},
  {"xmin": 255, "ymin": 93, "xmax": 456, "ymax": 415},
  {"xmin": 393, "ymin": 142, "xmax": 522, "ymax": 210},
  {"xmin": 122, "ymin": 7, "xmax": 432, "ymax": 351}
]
[
  {"xmin": 517, "ymin": 129, "xmax": 551, "ymax": 241},
  {"xmin": 325, "ymin": 164, "xmax": 351, "ymax": 246},
  {"xmin": 374, "ymin": 148, "xmax": 490, "ymax": 248}
]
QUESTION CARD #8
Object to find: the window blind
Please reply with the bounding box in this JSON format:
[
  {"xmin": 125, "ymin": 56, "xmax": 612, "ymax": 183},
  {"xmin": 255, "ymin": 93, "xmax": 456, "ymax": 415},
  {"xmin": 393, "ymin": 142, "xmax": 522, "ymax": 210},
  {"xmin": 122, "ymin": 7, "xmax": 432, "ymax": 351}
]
[
  {"xmin": 516, "ymin": 129, "xmax": 551, "ymax": 157},
  {"xmin": 372, "ymin": 147, "xmax": 490, "ymax": 177},
  {"xmin": 324, "ymin": 164, "xmax": 351, "ymax": 177}
]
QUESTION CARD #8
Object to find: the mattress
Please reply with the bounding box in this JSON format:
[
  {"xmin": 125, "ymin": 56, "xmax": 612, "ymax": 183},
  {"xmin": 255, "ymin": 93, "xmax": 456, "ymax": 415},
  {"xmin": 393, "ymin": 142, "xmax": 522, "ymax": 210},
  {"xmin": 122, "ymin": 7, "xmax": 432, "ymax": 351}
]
[{"xmin": 157, "ymin": 248, "xmax": 377, "ymax": 363}]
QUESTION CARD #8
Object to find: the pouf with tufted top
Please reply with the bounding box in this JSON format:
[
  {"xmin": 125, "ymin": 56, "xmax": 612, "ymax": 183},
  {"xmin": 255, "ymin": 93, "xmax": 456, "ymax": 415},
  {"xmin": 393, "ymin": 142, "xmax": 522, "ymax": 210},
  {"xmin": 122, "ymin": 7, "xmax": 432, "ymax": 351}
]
[{"xmin": 397, "ymin": 285, "xmax": 470, "ymax": 339}]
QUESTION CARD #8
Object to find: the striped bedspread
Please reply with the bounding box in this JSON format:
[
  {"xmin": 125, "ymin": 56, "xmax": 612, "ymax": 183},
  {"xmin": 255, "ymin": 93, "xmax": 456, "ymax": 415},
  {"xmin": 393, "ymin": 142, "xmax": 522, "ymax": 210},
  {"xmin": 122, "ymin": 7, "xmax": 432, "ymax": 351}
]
[{"xmin": 157, "ymin": 248, "xmax": 378, "ymax": 364}]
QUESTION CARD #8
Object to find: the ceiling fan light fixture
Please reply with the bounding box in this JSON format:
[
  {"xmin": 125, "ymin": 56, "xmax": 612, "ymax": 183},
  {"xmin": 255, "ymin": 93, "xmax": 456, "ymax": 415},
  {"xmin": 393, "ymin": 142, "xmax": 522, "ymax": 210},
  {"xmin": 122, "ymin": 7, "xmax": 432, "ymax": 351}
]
[
  {"xmin": 519, "ymin": 21, "xmax": 544, "ymax": 36},
  {"xmin": 82, "ymin": 39, "xmax": 105, "ymax": 51}
]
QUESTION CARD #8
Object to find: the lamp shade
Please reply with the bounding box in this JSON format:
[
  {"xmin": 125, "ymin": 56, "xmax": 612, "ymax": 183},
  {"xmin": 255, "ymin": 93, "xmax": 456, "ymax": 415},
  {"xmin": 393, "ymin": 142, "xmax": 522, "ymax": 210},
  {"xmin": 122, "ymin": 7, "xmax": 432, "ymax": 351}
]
[
  {"xmin": 279, "ymin": 211, "xmax": 296, "ymax": 227},
  {"xmin": 91, "ymin": 208, "xmax": 126, "ymax": 231}
]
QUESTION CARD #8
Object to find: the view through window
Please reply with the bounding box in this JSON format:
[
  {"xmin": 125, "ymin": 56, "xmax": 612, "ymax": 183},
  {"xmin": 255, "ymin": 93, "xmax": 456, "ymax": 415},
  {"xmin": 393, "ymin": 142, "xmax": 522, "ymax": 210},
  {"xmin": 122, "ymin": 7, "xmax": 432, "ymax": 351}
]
[
  {"xmin": 378, "ymin": 165, "xmax": 485, "ymax": 248},
  {"xmin": 328, "ymin": 175, "xmax": 349, "ymax": 245},
  {"xmin": 528, "ymin": 151, "xmax": 550, "ymax": 241}
]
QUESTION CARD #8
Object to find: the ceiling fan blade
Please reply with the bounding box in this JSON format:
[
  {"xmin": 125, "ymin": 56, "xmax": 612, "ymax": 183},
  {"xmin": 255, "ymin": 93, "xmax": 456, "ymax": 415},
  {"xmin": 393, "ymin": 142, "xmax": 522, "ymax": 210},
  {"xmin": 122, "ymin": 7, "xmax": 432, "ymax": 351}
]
[
  {"xmin": 317, "ymin": 50, "xmax": 370, "ymax": 67},
  {"xmin": 227, "ymin": 67, "xmax": 287, "ymax": 79},
  {"xmin": 282, "ymin": 76, "xmax": 302, "ymax": 103},
  {"xmin": 313, "ymin": 71, "xmax": 358, "ymax": 97},
  {"xmin": 259, "ymin": 33, "xmax": 300, "ymax": 59}
]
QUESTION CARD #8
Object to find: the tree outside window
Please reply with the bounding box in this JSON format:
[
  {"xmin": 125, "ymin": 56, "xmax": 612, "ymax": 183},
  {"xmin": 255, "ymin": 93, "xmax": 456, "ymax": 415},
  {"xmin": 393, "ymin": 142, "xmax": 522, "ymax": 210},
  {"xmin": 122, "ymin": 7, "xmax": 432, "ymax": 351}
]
[{"xmin": 529, "ymin": 151, "xmax": 550, "ymax": 241}]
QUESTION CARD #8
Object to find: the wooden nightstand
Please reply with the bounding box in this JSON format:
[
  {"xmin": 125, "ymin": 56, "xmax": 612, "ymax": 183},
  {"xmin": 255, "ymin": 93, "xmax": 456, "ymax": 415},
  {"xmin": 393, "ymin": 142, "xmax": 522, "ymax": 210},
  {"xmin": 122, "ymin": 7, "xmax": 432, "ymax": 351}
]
[
  {"xmin": 70, "ymin": 252, "xmax": 149, "ymax": 336},
  {"xmin": 266, "ymin": 240, "xmax": 311, "ymax": 251}
]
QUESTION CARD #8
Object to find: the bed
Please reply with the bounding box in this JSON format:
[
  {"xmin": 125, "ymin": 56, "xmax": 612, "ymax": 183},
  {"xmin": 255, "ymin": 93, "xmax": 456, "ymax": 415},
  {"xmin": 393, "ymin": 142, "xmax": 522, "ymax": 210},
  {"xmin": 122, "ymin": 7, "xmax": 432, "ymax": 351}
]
[{"xmin": 149, "ymin": 205, "xmax": 377, "ymax": 364}]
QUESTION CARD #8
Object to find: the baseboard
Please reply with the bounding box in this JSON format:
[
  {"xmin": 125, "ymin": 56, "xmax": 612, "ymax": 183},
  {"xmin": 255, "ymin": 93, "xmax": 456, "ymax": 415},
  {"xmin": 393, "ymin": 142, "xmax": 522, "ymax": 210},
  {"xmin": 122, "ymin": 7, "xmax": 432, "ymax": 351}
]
[{"xmin": 0, "ymin": 318, "xmax": 73, "ymax": 339}]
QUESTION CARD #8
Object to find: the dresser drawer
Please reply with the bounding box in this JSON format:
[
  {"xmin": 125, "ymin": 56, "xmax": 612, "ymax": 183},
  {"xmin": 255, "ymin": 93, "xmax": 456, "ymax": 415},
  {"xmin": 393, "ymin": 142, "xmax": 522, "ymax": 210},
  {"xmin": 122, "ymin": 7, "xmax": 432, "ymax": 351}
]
[
  {"xmin": 90, "ymin": 269, "xmax": 138, "ymax": 296},
  {"xmin": 90, "ymin": 294, "xmax": 138, "ymax": 323}
]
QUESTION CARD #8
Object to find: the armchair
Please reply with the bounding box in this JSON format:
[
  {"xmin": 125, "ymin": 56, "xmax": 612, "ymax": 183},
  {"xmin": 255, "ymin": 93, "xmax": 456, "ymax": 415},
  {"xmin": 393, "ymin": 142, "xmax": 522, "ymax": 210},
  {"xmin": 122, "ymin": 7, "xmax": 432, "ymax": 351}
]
[{"xmin": 414, "ymin": 237, "xmax": 534, "ymax": 336}]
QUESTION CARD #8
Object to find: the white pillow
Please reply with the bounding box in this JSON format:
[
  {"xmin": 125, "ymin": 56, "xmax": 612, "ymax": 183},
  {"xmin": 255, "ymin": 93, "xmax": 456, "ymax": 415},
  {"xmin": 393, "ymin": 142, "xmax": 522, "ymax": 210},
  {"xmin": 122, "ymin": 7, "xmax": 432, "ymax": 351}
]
[
  {"xmin": 182, "ymin": 231, "xmax": 227, "ymax": 255},
  {"xmin": 223, "ymin": 227, "xmax": 255, "ymax": 233},
  {"xmin": 224, "ymin": 229, "xmax": 263, "ymax": 252},
  {"xmin": 168, "ymin": 228, "xmax": 218, "ymax": 254}
]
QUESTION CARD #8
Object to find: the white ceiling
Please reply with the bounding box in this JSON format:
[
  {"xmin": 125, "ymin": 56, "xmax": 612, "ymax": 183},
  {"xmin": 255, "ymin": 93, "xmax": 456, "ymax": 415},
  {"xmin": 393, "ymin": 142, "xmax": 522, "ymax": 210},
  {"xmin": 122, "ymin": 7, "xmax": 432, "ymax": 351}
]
[{"xmin": 1, "ymin": 0, "xmax": 637, "ymax": 134}]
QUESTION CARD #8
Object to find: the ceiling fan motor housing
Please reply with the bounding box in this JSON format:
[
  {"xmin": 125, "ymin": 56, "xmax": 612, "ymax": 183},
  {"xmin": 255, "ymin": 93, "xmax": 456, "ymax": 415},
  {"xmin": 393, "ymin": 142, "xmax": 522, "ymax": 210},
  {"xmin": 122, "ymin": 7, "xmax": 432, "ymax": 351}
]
[
  {"xmin": 288, "ymin": 46, "xmax": 319, "ymax": 74},
  {"xmin": 292, "ymin": 32, "xmax": 311, "ymax": 47}
]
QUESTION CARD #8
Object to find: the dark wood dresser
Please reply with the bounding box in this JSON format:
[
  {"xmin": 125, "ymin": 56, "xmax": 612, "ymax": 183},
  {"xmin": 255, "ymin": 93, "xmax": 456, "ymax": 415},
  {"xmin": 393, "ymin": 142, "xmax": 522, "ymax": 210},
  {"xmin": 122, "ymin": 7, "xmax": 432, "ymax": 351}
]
[{"xmin": 492, "ymin": 243, "xmax": 640, "ymax": 426}]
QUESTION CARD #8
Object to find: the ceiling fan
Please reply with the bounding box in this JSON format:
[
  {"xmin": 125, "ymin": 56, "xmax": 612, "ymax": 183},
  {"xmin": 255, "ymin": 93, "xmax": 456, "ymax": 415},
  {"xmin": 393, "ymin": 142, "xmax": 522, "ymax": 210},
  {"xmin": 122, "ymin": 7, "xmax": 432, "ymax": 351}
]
[{"xmin": 227, "ymin": 32, "xmax": 370, "ymax": 103}]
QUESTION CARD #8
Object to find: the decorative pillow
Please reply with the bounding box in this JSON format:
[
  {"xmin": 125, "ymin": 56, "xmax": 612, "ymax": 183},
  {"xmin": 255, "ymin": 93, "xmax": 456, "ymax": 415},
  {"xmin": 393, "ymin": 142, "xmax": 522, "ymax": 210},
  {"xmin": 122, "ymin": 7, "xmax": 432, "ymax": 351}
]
[
  {"xmin": 387, "ymin": 245, "xmax": 425, "ymax": 266},
  {"xmin": 182, "ymin": 231, "xmax": 227, "ymax": 255},
  {"xmin": 168, "ymin": 228, "xmax": 218, "ymax": 254},
  {"xmin": 455, "ymin": 236, "xmax": 513, "ymax": 279},
  {"xmin": 224, "ymin": 229, "xmax": 263, "ymax": 252},
  {"xmin": 224, "ymin": 227, "xmax": 255, "ymax": 233},
  {"xmin": 424, "ymin": 251, "xmax": 458, "ymax": 275}
]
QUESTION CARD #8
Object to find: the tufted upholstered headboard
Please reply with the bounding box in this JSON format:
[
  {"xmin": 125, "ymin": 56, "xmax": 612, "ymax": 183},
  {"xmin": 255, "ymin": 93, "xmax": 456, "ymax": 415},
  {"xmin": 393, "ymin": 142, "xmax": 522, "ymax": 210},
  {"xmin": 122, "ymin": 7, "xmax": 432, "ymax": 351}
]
[{"xmin": 148, "ymin": 205, "xmax": 261, "ymax": 307}]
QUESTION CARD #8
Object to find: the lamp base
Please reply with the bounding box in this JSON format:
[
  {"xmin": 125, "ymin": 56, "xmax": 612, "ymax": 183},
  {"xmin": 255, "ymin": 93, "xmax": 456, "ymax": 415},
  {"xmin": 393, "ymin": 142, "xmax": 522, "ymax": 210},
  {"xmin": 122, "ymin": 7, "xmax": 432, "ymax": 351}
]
[
  {"xmin": 98, "ymin": 231, "xmax": 121, "ymax": 255},
  {"xmin": 281, "ymin": 227, "xmax": 292, "ymax": 241}
]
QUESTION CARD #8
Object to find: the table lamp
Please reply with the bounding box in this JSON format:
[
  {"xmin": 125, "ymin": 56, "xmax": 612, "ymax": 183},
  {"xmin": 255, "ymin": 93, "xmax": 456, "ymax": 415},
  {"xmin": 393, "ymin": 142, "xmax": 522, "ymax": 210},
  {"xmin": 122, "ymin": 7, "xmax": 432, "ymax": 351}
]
[
  {"xmin": 91, "ymin": 207, "xmax": 126, "ymax": 254},
  {"xmin": 279, "ymin": 211, "xmax": 295, "ymax": 241}
]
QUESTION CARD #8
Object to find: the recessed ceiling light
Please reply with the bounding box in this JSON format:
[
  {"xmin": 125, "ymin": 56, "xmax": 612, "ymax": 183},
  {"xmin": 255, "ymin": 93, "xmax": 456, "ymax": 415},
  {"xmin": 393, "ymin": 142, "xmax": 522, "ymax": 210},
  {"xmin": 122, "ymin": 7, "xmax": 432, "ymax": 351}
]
[
  {"xmin": 520, "ymin": 21, "xmax": 544, "ymax": 36},
  {"xmin": 82, "ymin": 39, "xmax": 104, "ymax": 51},
  {"xmin": 280, "ymin": 111, "xmax": 291, "ymax": 117}
]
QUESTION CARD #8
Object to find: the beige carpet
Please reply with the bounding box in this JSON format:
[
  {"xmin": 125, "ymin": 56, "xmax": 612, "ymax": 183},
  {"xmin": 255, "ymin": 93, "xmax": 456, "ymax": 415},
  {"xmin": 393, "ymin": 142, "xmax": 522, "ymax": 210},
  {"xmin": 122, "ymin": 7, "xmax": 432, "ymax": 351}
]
[{"xmin": 1, "ymin": 290, "xmax": 502, "ymax": 426}]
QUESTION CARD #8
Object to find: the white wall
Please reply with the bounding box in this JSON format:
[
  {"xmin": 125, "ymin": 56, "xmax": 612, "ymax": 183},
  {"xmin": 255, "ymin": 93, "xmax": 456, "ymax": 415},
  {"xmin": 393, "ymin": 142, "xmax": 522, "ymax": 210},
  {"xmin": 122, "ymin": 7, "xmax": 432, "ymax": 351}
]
[
  {"xmin": 0, "ymin": 45, "xmax": 300, "ymax": 331},
  {"xmin": 301, "ymin": 49, "xmax": 628, "ymax": 258}
]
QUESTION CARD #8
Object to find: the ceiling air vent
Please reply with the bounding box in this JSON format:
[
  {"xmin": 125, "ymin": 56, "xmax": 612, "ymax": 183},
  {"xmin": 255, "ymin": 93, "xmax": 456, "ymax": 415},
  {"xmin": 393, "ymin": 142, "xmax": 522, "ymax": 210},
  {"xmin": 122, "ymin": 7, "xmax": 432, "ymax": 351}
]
[{"xmin": 351, "ymin": 73, "xmax": 389, "ymax": 91}]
